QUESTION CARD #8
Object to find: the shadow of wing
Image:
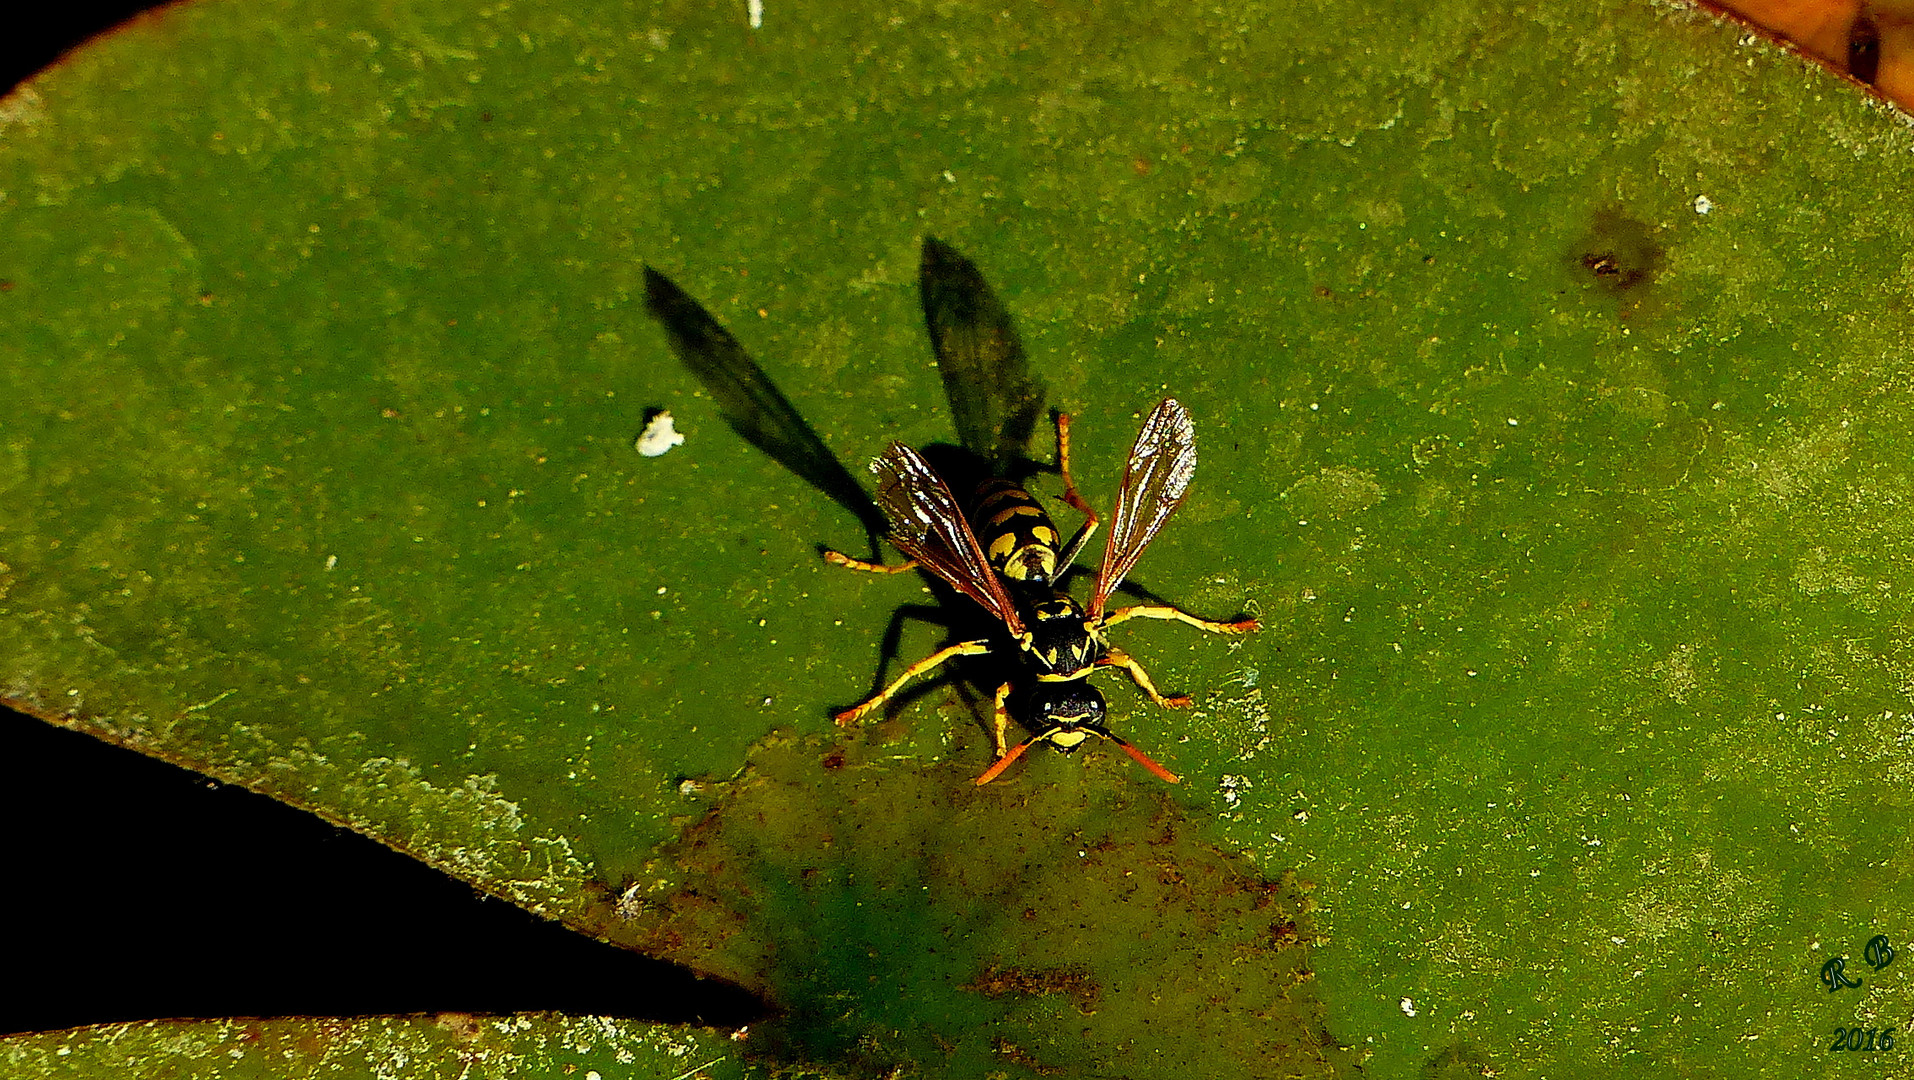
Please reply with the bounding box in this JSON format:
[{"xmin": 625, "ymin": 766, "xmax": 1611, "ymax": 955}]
[
  {"xmin": 643, "ymin": 267, "xmax": 886, "ymax": 541},
  {"xmin": 919, "ymin": 237, "xmax": 1046, "ymax": 477}
]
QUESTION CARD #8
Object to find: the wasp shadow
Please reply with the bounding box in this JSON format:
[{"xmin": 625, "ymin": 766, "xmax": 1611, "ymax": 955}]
[
  {"xmin": 646, "ymin": 243, "xmax": 1089, "ymax": 745},
  {"xmin": 846, "ymin": 237, "xmax": 1065, "ymax": 739},
  {"xmin": 919, "ymin": 235, "xmax": 1046, "ymax": 481},
  {"xmin": 642, "ymin": 267, "xmax": 889, "ymax": 554},
  {"xmin": 905, "ymin": 235, "xmax": 1060, "ymax": 575}
]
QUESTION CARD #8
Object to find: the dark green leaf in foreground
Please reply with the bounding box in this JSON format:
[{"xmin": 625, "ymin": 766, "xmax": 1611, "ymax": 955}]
[
  {"xmin": 6, "ymin": 0, "xmax": 1914, "ymax": 1077},
  {"xmin": 622, "ymin": 733, "xmax": 1349, "ymax": 1077}
]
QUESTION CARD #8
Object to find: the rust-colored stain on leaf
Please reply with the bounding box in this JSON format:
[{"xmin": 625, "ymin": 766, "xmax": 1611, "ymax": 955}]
[
  {"xmin": 610, "ymin": 732, "xmax": 1360, "ymax": 1079},
  {"xmin": 965, "ymin": 964, "xmax": 1104, "ymax": 1015}
]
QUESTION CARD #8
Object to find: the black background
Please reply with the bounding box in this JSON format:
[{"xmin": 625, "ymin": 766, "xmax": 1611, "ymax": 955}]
[
  {"xmin": 2, "ymin": 1, "xmax": 164, "ymax": 96},
  {"xmin": 1, "ymin": 4, "xmax": 762, "ymax": 1037}
]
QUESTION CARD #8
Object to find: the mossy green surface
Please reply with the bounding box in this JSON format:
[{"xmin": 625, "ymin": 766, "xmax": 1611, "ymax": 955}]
[
  {"xmin": 4, "ymin": 0, "xmax": 1914, "ymax": 1076},
  {"xmin": 0, "ymin": 1015, "xmax": 767, "ymax": 1079}
]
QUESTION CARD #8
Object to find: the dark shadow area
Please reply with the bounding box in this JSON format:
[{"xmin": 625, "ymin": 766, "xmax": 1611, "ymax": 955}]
[
  {"xmin": 0, "ymin": 0, "xmax": 167, "ymax": 95},
  {"xmin": 643, "ymin": 266, "xmax": 889, "ymax": 547},
  {"xmin": 1850, "ymin": 7, "xmax": 1881, "ymax": 86},
  {"xmin": 918, "ymin": 236, "xmax": 1045, "ymax": 478},
  {"xmin": 0, "ymin": 705, "xmax": 766, "ymax": 1036},
  {"xmin": 642, "ymin": 237, "xmax": 1051, "ymax": 559},
  {"xmin": 629, "ymin": 733, "xmax": 1358, "ymax": 1077}
]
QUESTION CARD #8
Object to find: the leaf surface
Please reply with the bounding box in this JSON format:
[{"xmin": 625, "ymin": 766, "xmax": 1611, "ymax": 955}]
[{"xmin": 3, "ymin": 0, "xmax": 1912, "ymax": 1076}]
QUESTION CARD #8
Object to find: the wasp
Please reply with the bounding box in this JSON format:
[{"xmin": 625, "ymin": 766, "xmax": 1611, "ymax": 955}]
[
  {"xmin": 823, "ymin": 408, "xmax": 1100, "ymax": 589},
  {"xmin": 823, "ymin": 237, "xmax": 1096, "ymax": 591},
  {"xmin": 833, "ymin": 398, "xmax": 1257, "ymax": 784}
]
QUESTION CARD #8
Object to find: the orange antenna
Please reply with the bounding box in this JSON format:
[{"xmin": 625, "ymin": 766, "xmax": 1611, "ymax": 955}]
[
  {"xmin": 975, "ymin": 737, "xmax": 1037, "ymax": 786},
  {"xmin": 1108, "ymin": 734, "xmax": 1181, "ymax": 784},
  {"xmin": 977, "ymin": 730, "xmax": 1181, "ymax": 785}
]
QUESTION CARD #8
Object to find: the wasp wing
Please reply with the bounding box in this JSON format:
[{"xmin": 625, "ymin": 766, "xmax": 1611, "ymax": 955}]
[
  {"xmin": 872, "ymin": 442, "xmax": 1026, "ymax": 634},
  {"xmin": 920, "ymin": 237, "xmax": 1045, "ymax": 476},
  {"xmin": 1091, "ymin": 399, "xmax": 1198, "ymax": 617}
]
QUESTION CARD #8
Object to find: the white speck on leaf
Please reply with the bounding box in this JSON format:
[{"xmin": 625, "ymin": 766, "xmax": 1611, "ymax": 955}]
[{"xmin": 636, "ymin": 411, "xmax": 685, "ymax": 457}]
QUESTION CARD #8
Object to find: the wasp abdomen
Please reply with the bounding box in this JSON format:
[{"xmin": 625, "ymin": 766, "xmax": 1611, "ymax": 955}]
[{"xmin": 971, "ymin": 478, "xmax": 1060, "ymax": 584}]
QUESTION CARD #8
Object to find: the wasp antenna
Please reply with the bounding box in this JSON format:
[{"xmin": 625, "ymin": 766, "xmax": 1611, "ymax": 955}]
[
  {"xmin": 1107, "ymin": 734, "xmax": 1181, "ymax": 784},
  {"xmin": 975, "ymin": 737, "xmax": 1038, "ymax": 786}
]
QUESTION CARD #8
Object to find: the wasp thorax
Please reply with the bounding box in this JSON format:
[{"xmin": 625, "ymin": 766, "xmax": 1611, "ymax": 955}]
[
  {"xmin": 1020, "ymin": 593, "xmax": 1102, "ymax": 676},
  {"xmin": 1029, "ymin": 596, "xmax": 1083, "ymax": 624}
]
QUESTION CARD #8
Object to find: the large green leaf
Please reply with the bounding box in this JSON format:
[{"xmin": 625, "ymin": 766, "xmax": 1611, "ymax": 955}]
[
  {"xmin": 0, "ymin": 1015, "xmax": 770, "ymax": 1079},
  {"xmin": 5, "ymin": 0, "xmax": 1913, "ymax": 1076}
]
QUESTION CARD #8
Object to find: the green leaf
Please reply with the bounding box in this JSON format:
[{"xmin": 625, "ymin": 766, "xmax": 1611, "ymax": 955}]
[
  {"xmin": 5, "ymin": 0, "xmax": 1913, "ymax": 1077},
  {"xmin": 0, "ymin": 1015, "xmax": 773, "ymax": 1079}
]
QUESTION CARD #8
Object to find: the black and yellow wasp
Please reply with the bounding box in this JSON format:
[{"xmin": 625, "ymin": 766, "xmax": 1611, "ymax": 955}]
[
  {"xmin": 832, "ymin": 398, "xmax": 1257, "ymax": 785},
  {"xmin": 645, "ymin": 239, "xmax": 1253, "ymax": 784},
  {"xmin": 825, "ymin": 407, "xmax": 1100, "ymax": 590}
]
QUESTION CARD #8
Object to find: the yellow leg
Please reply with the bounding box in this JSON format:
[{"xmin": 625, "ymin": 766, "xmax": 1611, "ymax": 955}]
[
  {"xmin": 990, "ymin": 681, "xmax": 1014, "ymax": 757},
  {"xmin": 835, "ymin": 639, "xmax": 991, "ymax": 725},
  {"xmin": 1097, "ymin": 648, "xmax": 1193, "ymax": 709},
  {"xmin": 822, "ymin": 549, "xmax": 919, "ymax": 574},
  {"xmin": 1102, "ymin": 604, "xmax": 1258, "ymax": 635}
]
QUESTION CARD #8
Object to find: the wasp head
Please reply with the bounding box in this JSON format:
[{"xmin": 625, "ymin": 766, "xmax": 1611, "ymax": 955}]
[{"xmin": 1031, "ymin": 682, "xmax": 1109, "ymax": 754}]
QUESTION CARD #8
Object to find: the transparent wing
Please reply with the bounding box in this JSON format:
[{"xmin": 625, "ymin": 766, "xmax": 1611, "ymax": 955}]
[
  {"xmin": 872, "ymin": 442, "xmax": 1026, "ymax": 633},
  {"xmin": 1091, "ymin": 399, "xmax": 1198, "ymax": 617}
]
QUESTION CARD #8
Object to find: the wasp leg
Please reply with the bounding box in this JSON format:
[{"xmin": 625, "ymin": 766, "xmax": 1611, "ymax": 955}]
[
  {"xmin": 1053, "ymin": 411, "xmax": 1102, "ymax": 528},
  {"xmin": 1097, "ymin": 648, "xmax": 1194, "ymax": 709},
  {"xmin": 822, "ymin": 549, "xmax": 920, "ymax": 574},
  {"xmin": 990, "ymin": 681, "xmax": 1014, "ymax": 757},
  {"xmin": 1102, "ymin": 604, "xmax": 1259, "ymax": 635},
  {"xmin": 1051, "ymin": 412, "xmax": 1101, "ymax": 573},
  {"xmin": 835, "ymin": 639, "xmax": 992, "ymax": 726}
]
